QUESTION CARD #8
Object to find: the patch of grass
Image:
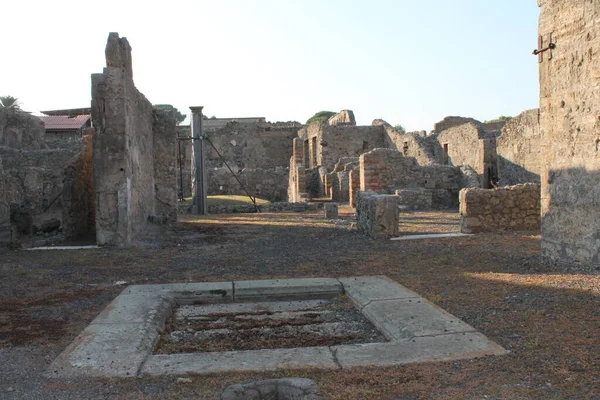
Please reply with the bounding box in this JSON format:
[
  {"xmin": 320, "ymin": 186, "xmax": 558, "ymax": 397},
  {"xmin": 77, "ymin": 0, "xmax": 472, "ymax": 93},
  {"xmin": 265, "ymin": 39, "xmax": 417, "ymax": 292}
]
[{"xmin": 180, "ymin": 195, "xmax": 271, "ymax": 208}]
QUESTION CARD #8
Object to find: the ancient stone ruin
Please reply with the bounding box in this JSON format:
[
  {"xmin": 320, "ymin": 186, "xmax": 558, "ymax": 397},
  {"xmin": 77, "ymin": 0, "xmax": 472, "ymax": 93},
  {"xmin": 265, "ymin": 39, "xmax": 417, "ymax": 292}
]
[
  {"xmin": 91, "ymin": 33, "xmax": 177, "ymax": 246},
  {"xmin": 0, "ymin": 107, "xmax": 94, "ymax": 247},
  {"xmin": 177, "ymin": 118, "xmax": 301, "ymax": 203},
  {"xmin": 537, "ymin": 0, "xmax": 600, "ymax": 266}
]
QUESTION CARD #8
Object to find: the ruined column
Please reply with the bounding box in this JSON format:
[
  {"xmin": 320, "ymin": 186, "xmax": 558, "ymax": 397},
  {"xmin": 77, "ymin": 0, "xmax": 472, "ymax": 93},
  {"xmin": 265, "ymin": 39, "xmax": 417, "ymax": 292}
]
[{"xmin": 190, "ymin": 106, "xmax": 208, "ymax": 215}]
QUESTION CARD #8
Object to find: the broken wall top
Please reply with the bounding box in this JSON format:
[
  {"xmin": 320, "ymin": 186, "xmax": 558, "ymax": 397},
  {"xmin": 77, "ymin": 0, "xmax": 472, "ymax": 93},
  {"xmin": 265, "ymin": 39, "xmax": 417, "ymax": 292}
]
[{"xmin": 105, "ymin": 32, "xmax": 133, "ymax": 77}]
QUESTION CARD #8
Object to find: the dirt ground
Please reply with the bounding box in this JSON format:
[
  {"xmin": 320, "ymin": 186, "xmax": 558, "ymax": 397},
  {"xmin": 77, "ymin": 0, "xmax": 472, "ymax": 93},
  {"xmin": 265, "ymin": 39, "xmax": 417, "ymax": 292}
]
[{"xmin": 1, "ymin": 208, "xmax": 599, "ymax": 399}]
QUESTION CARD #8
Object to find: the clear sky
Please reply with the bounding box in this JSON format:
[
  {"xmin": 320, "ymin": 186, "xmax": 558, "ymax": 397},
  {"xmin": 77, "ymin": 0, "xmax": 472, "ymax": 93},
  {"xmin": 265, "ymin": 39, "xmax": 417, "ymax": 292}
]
[{"xmin": 1, "ymin": 0, "xmax": 540, "ymax": 131}]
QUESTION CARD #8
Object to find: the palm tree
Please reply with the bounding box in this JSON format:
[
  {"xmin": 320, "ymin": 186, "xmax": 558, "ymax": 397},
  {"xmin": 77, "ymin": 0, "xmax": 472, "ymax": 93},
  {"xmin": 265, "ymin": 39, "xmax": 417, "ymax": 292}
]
[{"xmin": 0, "ymin": 96, "xmax": 21, "ymax": 109}]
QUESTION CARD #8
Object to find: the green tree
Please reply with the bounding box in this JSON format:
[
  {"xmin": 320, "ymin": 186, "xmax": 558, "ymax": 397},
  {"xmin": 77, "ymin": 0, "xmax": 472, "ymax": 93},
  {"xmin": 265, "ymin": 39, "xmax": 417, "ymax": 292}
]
[
  {"xmin": 393, "ymin": 124, "xmax": 406, "ymax": 133},
  {"xmin": 0, "ymin": 96, "xmax": 20, "ymax": 110},
  {"xmin": 306, "ymin": 111, "xmax": 336, "ymax": 125},
  {"xmin": 154, "ymin": 104, "xmax": 186, "ymax": 125},
  {"xmin": 484, "ymin": 115, "xmax": 512, "ymax": 124}
]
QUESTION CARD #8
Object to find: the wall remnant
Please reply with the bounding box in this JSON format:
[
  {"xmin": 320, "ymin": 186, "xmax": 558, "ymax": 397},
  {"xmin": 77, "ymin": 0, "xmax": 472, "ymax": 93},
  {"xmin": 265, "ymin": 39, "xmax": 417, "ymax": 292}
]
[
  {"xmin": 0, "ymin": 108, "xmax": 94, "ymax": 247},
  {"xmin": 496, "ymin": 109, "xmax": 541, "ymax": 186},
  {"xmin": 538, "ymin": 0, "xmax": 600, "ymax": 266},
  {"xmin": 179, "ymin": 119, "xmax": 300, "ymax": 202},
  {"xmin": 91, "ymin": 32, "xmax": 177, "ymax": 246},
  {"xmin": 459, "ymin": 183, "xmax": 540, "ymax": 233},
  {"xmin": 356, "ymin": 191, "xmax": 399, "ymax": 239},
  {"xmin": 359, "ymin": 148, "xmax": 461, "ymax": 209}
]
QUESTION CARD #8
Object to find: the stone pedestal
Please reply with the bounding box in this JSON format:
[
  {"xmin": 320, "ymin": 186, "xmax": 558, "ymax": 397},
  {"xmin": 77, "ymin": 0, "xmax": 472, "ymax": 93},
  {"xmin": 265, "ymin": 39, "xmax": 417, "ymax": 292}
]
[{"xmin": 324, "ymin": 203, "xmax": 339, "ymax": 219}]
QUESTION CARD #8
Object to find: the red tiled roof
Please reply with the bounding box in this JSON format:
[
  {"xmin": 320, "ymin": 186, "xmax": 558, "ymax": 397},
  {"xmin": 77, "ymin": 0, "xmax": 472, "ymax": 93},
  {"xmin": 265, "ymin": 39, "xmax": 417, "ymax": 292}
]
[{"xmin": 40, "ymin": 115, "xmax": 91, "ymax": 131}]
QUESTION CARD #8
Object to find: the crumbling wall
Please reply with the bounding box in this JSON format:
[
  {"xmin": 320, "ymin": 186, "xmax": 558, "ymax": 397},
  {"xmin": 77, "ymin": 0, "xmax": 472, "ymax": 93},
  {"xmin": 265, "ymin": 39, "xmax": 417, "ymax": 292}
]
[
  {"xmin": 208, "ymin": 167, "xmax": 289, "ymax": 203},
  {"xmin": 298, "ymin": 121, "xmax": 386, "ymax": 170},
  {"xmin": 0, "ymin": 140, "xmax": 93, "ymax": 245},
  {"xmin": 152, "ymin": 109, "xmax": 178, "ymax": 221},
  {"xmin": 459, "ymin": 183, "xmax": 540, "ymax": 233},
  {"xmin": 92, "ymin": 32, "xmax": 176, "ymax": 246},
  {"xmin": 0, "ymin": 108, "xmax": 45, "ymax": 149},
  {"xmin": 205, "ymin": 121, "xmax": 298, "ymax": 170},
  {"xmin": 356, "ymin": 191, "xmax": 399, "ymax": 238},
  {"xmin": 176, "ymin": 125, "xmax": 193, "ymax": 199},
  {"xmin": 497, "ymin": 109, "xmax": 541, "ymax": 186},
  {"xmin": 433, "ymin": 116, "xmax": 481, "ymax": 133},
  {"xmin": 360, "ymin": 148, "xmax": 461, "ymax": 208},
  {"xmin": 539, "ymin": 0, "xmax": 600, "ymax": 266},
  {"xmin": 327, "ymin": 110, "xmax": 356, "ymax": 126},
  {"xmin": 373, "ymin": 119, "xmax": 437, "ymax": 166},
  {"xmin": 62, "ymin": 136, "xmax": 95, "ymax": 238},
  {"xmin": 432, "ymin": 122, "xmax": 498, "ymax": 188}
]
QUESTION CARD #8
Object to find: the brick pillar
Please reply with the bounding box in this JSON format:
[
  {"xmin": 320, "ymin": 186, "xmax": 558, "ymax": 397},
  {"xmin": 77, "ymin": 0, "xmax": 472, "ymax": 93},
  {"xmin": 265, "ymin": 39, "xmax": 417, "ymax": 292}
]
[
  {"xmin": 349, "ymin": 169, "xmax": 360, "ymax": 208},
  {"xmin": 292, "ymin": 138, "xmax": 304, "ymax": 166}
]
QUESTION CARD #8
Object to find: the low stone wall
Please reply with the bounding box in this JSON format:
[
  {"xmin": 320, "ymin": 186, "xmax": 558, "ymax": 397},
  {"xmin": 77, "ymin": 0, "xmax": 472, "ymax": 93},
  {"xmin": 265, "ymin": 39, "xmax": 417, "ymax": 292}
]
[
  {"xmin": 459, "ymin": 183, "xmax": 540, "ymax": 233},
  {"xmin": 356, "ymin": 191, "xmax": 399, "ymax": 239},
  {"xmin": 395, "ymin": 188, "xmax": 432, "ymax": 210}
]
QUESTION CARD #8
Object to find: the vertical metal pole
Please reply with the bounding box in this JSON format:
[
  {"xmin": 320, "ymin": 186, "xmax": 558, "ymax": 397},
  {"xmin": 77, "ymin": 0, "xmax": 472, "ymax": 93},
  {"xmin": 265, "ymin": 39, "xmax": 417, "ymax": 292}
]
[{"xmin": 190, "ymin": 106, "xmax": 208, "ymax": 215}]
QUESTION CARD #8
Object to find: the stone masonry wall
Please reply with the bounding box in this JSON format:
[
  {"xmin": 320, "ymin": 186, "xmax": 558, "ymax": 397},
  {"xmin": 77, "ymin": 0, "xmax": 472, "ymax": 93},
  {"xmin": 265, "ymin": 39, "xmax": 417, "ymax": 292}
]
[
  {"xmin": 497, "ymin": 108, "xmax": 541, "ymax": 186},
  {"xmin": 208, "ymin": 167, "xmax": 289, "ymax": 203},
  {"xmin": 92, "ymin": 32, "xmax": 176, "ymax": 246},
  {"xmin": 372, "ymin": 119, "xmax": 437, "ymax": 166},
  {"xmin": 152, "ymin": 110, "xmax": 178, "ymax": 221},
  {"xmin": 459, "ymin": 183, "xmax": 540, "ymax": 233},
  {"xmin": 360, "ymin": 148, "xmax": 461, "ymax": 209},
  {"xmin": 176, "ymin": 125, "xmax": 192, "ymax": 199},
  {"xmin": 0, "ymin": 108, "xmax": 45, "ymax": 150},
  {"xmin": 298, "ymin": 123, "xmax": 387, "ymax": 170},
  {"xmin": 205, "ymin": 121, "xmax": 298, "ymax": 170},
  {"xmin": 539, "ymin": 0, "xmax": 600, "ymax": 266},
  {"xmin": 0, "ymin": 108, "xmax": 94, "ymax": 246}
]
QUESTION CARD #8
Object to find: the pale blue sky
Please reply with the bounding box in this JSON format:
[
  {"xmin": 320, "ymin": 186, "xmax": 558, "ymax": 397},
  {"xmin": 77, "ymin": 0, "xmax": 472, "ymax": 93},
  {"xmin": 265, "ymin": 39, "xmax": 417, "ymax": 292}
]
[{"xmin": 2, "ymin": 0, "xmax": 540, "ymax": 131}]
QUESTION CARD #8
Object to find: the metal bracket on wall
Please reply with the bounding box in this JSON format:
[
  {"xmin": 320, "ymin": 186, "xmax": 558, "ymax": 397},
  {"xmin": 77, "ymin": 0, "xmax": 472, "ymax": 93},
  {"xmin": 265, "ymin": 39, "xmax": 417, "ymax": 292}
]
[{"xmin": 534, "ymin": 33, "xmax": 555, "ymax": 63}]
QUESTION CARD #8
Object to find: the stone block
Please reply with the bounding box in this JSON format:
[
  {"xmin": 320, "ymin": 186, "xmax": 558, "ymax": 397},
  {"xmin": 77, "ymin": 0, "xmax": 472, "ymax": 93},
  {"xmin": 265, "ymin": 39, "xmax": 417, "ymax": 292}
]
[
  {"xmin": 356, "ymin": 191, "xmax": 399, "ymax": 238},
  {"xmin": 324, "ymin": 203, "xmax": 339, "ymax": 219},
  {"xmin": 221, "ymin": 378, "xmax": 319, "ymax": 400}
]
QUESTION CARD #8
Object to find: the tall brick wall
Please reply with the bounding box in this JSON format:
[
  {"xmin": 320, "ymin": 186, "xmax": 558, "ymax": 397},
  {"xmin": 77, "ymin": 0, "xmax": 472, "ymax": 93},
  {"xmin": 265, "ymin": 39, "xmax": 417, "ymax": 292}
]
[{"xmin": 539, "ymin": 0, "xmax": 600, "ymax": 266}]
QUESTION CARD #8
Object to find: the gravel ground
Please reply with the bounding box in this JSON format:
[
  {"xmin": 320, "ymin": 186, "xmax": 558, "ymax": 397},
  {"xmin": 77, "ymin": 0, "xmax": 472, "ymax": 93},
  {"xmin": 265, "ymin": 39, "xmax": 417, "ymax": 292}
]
[{"xmin": 0, "ymin": 208, "xmax": 599, "ymax": 399}]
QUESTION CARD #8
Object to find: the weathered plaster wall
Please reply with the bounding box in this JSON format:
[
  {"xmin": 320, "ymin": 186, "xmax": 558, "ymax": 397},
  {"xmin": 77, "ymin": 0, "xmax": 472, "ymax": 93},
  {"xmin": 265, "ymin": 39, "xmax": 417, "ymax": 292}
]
[
  {"xmin": 497, "ymin": 109, "xmax": 541, "ymax": 186},
  {"xmin": 539, "ymin": 0, "xmax": 600, "ymax": 266},
  {"xmin": 92, "ymin": 32, "xmax": 176, "ymax": 246},
  {"xmin": 460, "ymin": 183, "xmax": 540, "ymax": 233}
]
